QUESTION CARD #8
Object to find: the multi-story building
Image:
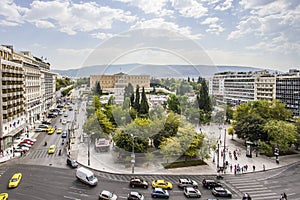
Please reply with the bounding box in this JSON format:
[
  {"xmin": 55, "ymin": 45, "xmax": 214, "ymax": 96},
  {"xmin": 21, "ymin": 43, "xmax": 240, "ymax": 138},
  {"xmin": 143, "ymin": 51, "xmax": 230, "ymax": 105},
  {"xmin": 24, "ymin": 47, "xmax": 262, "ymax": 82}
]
[
  {"xmin": 255, "ymin": 74, "xmax": 276, "ymax": 101},
  {"xmin": 276, "ymin": 70, "xmax": 300, "ymax": 116},
  {"xmin": 0, "ymin": 45, "xmax": 26, "ymax": 150},
  {"xmin": 90, "ymin": 72, "xmax": 150, "ymax": 104},
  {"xmin": 90, "ymin": 72, "xmax": 150, "ymax": 91},
  {"xmin": 0, "ymin": 44, "xmax": 57, "ymax": 151},
  {"xmin": 209, "ymin": 69, "xmax": 300, "ymax": 116},
  {"xmin": 13, "ymin": 51, "xmax": 42, "ymax": 128}
]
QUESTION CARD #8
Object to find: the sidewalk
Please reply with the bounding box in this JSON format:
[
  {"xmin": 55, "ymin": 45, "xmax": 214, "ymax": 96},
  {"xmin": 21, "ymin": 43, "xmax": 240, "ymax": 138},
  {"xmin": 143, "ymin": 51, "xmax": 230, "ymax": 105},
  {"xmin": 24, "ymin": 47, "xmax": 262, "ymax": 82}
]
[
  {"xmin": 71, "ymin": 121, "xmax": 300, "ymax": 175},
  {"xmin": 0, "ymin": 129, "xmax": 39, "ymax": 163}
]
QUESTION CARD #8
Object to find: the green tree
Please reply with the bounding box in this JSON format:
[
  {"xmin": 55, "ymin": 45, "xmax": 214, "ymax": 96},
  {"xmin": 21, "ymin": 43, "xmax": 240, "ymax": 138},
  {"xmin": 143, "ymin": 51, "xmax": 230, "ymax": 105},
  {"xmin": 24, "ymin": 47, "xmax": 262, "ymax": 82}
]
[
  {"xmin": 160, "ymin": 138, "xmax": 182, "ymax": 163},
  {"xmin": 198, "ymin": 79, "xmax": 211, "ymax": 112},
  {"xmin": 139, "ymin": 87, "xmax": 149, "ymax": 118},
  {"xmin": 234, "ymin": 114, "xmax": 267, "ymax": 142},
  {"xmin": 122, "ymin": 97, "xmax": 131, "ymax": 110},
  {"xmin": 263, "ymin": 120, "xmax": 297, "ymax": 154},
  {"xmin": 95, "ymin": 109, "xmax": 115, "ymax": 134},
  {"xmin": 225, "ymin": 103, "xmax": 233, "ymax": 123},
  {"xmin": 94, "ymin": 81, "xmax": 102, "ymax": 96},
  {"xmin": 133, "ymin": 85, "xmax": 140, "ymax": 111},
  {"xmin": 167, "ymin": 94, "xmax": 181, "ymax": 114},
  {"xmin": 124, "ymin": 83, "xmax": 134, "ymax": 99}
]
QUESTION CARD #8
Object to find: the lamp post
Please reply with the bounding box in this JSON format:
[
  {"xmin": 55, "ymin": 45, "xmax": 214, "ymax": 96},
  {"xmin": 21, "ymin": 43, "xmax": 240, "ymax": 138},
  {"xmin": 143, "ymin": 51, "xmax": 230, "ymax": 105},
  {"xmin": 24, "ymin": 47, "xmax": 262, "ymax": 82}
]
[
  {"xmin": 131, "ymin": 134, "xmax": 137, "ymax": 174},
  {"xmin": 88, "ymin": 133, "xmax": 93, "ymax": 166},
  {"xmin": 223, "ymin": 128, "xmax": 227, "ymax": 169}
]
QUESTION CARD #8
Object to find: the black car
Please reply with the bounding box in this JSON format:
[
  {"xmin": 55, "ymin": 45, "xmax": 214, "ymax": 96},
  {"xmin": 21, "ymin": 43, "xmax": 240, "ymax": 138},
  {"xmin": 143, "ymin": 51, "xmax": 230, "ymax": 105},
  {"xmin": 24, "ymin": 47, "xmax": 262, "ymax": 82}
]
[
  {"xmin": 67, "ymin": 156, "xmax": 78, "ymax": 168},
  {"xmin": 129, "ymin": 177, "xmax": 149, "ymax": 188},
  {"xmin": 212, "ymin": 186, "xmax": 232, "ymax": 197},
  {"xmin": 42, "ymin": 120, "xmax": 51, "ymax": 125},
  {"xmin": 202, "ymin": 179, "xmax": 222, "ymax": 189}
]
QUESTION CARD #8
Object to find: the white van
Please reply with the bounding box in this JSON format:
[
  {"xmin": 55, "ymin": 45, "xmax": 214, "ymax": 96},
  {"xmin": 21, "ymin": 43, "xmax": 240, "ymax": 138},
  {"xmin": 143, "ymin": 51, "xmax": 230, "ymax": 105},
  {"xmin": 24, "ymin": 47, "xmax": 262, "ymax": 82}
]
[{"xmin": 75, "ymin": 167, "xmax": 98, "ymax": 186}]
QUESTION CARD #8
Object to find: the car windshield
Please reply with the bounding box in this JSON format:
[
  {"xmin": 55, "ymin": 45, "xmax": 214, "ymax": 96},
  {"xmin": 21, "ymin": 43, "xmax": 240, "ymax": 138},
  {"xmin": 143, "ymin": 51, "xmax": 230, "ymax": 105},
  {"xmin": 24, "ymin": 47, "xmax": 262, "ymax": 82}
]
[
  {"xmin": 11, "ymin": 178, "xmax": 18, "ymax": 182},
  {"xmin": 87, "ymin": 175, "xmax": 95, "ymax": 181}
]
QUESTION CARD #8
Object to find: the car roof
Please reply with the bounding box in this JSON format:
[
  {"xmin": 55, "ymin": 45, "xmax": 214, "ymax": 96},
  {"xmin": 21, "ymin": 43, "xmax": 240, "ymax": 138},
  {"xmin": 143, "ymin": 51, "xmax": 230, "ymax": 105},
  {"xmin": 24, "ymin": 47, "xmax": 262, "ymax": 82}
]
[
  {"xmin": 130, "ymin": 191, "xmax": 140, "ymax": 195},
  {"xmin": 101, "ymin": 190, "xmax": 112, "ymax": 196},
  {"xmin": 154, "ymin": 187, "xmax": 164, "ymax": 191},
  {"xmin": 12, "ymin": 173, "xmax": 21, "ymax": 178},
  {"xmin": 156, "ymin": 180, "xmax": 166, "ymax": 183},
  {"xmin": 49, "ymin": 145, "xmax": 56, "ymax": 148}
]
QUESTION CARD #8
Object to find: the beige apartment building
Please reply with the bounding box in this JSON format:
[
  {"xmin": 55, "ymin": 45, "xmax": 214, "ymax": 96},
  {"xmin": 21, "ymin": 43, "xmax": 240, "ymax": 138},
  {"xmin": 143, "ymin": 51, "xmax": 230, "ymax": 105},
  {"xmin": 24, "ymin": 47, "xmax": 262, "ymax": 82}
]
[
  {"xmin": 0, "ymin": 45, "xmax": 57, "ymax": 151},
  {"xmin": 0, "ymin": 45, "xmax": 26, "ymax": 150}
]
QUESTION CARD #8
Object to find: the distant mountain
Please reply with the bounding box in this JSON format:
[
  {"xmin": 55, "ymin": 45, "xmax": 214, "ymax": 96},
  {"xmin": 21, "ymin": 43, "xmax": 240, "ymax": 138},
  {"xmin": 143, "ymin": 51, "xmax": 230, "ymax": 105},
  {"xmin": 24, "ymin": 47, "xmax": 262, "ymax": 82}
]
[{"xmin": 51, "ymin": 64, "xmax": 266, "ymax": 78}]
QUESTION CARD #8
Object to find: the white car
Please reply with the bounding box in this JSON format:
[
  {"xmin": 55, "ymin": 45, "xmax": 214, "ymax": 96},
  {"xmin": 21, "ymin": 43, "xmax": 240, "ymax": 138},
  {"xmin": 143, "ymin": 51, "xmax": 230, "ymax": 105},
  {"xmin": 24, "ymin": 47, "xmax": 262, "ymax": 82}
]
[
  {"xmin": 184, "ymin": 187, "xmax": 201, "ymax": 198},
  {"xmin": 99, "ymin": 190, "xmax": 117, "ymax": 200}
]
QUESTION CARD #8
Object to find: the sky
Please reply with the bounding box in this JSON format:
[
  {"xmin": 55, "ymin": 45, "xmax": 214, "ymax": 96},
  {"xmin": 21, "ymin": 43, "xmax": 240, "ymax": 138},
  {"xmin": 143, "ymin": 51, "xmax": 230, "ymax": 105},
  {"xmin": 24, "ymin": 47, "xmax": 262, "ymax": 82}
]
[{"xmin": 0, "ymin": 0, "xmax": 299, "ymax": 72}]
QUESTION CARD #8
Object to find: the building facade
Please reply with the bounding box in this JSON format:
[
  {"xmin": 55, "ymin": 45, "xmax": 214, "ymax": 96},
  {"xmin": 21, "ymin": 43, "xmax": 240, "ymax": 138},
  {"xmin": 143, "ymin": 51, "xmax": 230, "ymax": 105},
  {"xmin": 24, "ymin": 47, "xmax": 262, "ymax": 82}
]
[
  {"xmin": 276, "ymin": 70, "xmax": 300, "ymax": 116},
  {"xmin": 209, "ymin": 69, "xmax": 300, "ymax": 116},
  {"xmin": 0, "ymin": 45, "xmax": 26, "ymax": 150},
  {"xmin": 0, "ymin": 44, "xmax": 57, "ymax": 151}
]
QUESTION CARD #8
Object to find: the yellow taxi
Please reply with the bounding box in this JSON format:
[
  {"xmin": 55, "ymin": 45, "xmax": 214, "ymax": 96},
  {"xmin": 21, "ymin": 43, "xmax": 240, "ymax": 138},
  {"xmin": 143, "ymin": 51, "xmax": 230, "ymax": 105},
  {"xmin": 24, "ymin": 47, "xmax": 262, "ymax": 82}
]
[
  {"xmin": 8, "ymin": 173, "xmax": 22, "ymax": 188},
  {"xmin": 47, "ymin": 127, "xmax": 55, "ymax": 135},
  {"xmin": 62, "ymin": 119, "xmax": 67, "ymax": 125},
  {"xmin": 152, "ymin": 179, "xmax": 173, "ymax": 190},
  {"xmin": 48, "ymin": 145, "xmax": 56, "ymax": 154},
  {"xmin": 0, "ymin": 193, "xmax": 8, "ymax": 200},
  {"xmin": 57, "ymin": 128, "xmax": 63, "ymax": 134}
]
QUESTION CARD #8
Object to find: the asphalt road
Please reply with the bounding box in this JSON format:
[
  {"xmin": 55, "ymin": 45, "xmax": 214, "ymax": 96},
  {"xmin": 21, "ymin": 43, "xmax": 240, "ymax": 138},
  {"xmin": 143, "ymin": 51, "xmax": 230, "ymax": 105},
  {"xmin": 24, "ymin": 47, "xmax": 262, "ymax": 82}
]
[{"xmin": 1, "ymin": 162, "xmax": 300, "ymax": 200}]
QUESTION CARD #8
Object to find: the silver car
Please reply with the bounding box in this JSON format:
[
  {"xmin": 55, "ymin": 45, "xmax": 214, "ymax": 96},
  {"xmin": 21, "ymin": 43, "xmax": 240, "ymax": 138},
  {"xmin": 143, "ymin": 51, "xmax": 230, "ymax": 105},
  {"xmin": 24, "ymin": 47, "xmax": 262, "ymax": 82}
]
[{"xmin": 184, "ymin": 186, "xmax": 201, "ymax": 198}]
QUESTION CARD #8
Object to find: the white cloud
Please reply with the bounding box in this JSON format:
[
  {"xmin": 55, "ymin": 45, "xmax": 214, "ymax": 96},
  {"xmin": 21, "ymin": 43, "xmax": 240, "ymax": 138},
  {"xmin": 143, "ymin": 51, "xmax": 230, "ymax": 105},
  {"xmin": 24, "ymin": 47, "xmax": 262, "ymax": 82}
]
[
  {"xmin": 201, "ymin": 17, "xmax": 219, "ymax": 25},
  {"xmin": 1, "ymin": 1, "xmax": 137, "ymax": 35},
  {"xmin": 91, "ymin": 32, "xmax": 115, "ymax": 40},
  {"xmin": 214, "ymin": 0, "xmax": 233, "ymax": 11},
  {"xmin": 206, "ymin": 24, "xmax": 224, "ymax": 35},
  {"xmin": 0, "ymin": 19, "xmax": 19, "ymax": 26},
  {"xmin": 170, "ymin": 0, "xmax": 208, "ymax": 19},
  {"xmin": 114, "ymin": 0, "xmax": 172, "ymax": 16},
  {"xmin": 131, "ymin": 18, "xmax": 202, "ymax": 39},
  {"xmin": 33, "ymin": 20, "xmax": 55, "ymax": 28},
  {"xmin": 0, "ymin": 0, "xmax": 26, "ymax": 24}
]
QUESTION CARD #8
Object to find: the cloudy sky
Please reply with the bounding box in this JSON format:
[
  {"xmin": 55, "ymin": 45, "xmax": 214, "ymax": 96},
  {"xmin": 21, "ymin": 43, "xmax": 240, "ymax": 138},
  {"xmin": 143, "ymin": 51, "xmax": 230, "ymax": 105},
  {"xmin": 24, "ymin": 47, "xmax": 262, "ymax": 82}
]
[{"xmin": 0, "ymin": 0, "xmax": 299, "ymax": 71}]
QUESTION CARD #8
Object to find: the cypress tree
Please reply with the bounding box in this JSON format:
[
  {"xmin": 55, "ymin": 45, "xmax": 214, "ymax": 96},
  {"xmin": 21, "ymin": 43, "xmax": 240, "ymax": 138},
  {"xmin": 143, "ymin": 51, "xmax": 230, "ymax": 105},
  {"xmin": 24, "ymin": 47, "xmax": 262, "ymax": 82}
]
[
  {"xmin": 133, "ymin": 85, "xmax": 140, "ymax": 111},
  {"xmin": 139, "ymin": 87, "xmax": 149, "ymax": 118}
]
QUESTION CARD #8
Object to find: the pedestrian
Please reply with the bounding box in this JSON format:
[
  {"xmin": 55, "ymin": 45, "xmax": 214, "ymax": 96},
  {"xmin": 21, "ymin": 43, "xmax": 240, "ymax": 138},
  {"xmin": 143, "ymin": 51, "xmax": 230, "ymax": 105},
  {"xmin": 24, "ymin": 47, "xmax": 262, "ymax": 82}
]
[
  {"xmin": 280, "ymin": 194, "xmax": 284, "ymax": 200},
  {"xmin": 253, "ymin": 165, "xmax": 255, "ymax": 172},
  {"xmin": 245, "ymin": 164, "xmax": 248, "ymax": 171},
  {"xmin": 263, "ymin": 164, "xmax": 266, "ymax": 171},
  {"xmin": 230, "ymin": 164, "xmax": 232, "ymax": 172},
  {"xmin": 283, "ymin": 192, "xmax": 287, "ymax": 199}
]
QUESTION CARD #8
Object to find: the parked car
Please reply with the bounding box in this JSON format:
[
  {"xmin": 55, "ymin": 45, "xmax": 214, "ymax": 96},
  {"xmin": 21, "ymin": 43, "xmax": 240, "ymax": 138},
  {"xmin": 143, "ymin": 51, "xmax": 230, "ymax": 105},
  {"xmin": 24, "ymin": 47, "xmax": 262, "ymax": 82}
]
[
  {"xmin": 42, "ymin": 120, "xmax": 51, "ymax": 125},
  {"xmin": 152, "ymin": 180, "xmax": 173, "ymax": 190},
  {"xmin": 21, "ymin": 139, "xmax": 34, "ymax": 145},
  {"xmin": 202, "ymin": 179, "xmax": 222, "ymax": 189},
  {"xmin": 178, "ymin": 178, "xmax": 198, "ymax": 189},
  {"xmin": 18, "ymin": 143, "xmax": 32, "ymax": 148},
  {"xmin": 8, "ymin": 173, "xmax": 22, "ymax": 188},
  {"xmin": 99, "ymin": 190, "xmax": 117, "ymax": 200},
  {"xmin": 184, "ymin": 186, "xmax": 201, "ymax": 198},
  {"xmin": 151, "ymin": 188, "xmax": 169, "ymax": 199},
  {"xmin": 24, "ymin": 138, "xmax": 37, "ymax": 143},
  {"xmin": 129, "ymin": 177, "xmax": 148, "ymax": 188},
  {"xmin": 67, "ymin": 156, "xmax": 78, "ymax": 168},
  {"xmin": 212, "ymin": 187, "xmax": 232, "ymax": 198},
  {"xmin": 38, "ymin": 124, "xmax": 49, "ymax": 129},
  {"xmin": 127, "ymin": 191, "xmax": 144, "ymax": 200}
]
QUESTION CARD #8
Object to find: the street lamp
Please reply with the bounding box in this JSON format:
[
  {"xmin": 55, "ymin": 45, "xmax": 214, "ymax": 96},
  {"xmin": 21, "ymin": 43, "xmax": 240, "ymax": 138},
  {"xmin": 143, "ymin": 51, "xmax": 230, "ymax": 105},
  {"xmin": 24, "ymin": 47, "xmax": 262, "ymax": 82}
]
[
  {"xmin": 88, "ymin": 133, "xmax": 93, "ymax": 166},
  {"xmin": 131, "ymin": 134, "xmax": 137, "ymax": 174},
  {"xmin": 223, "ymin": 128, "xmax": 227, "ymax": 169}
]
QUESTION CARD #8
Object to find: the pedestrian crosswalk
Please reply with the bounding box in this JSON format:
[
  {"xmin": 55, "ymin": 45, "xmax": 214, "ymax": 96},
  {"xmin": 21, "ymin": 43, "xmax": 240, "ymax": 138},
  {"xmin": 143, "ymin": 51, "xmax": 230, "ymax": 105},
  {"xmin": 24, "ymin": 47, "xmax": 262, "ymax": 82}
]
[
  {"xmin": 25, "ymin": 149, "xmax": 64, "ymax": 159},
  {"xmin": 225, "ymin": 175, "xmax": 280, "ymax": 199}
]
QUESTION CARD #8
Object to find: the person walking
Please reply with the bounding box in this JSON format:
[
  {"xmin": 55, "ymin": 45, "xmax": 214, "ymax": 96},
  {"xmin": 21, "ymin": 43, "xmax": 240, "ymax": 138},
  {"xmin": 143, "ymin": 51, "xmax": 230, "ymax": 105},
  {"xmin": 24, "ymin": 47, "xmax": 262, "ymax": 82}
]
[
  {"xmin": 283, "ymin": 192, "xmax": 287, "ymax": 199},
  {"xmin": 253, "ymin": 165, "xmax": 256, "ymax": 172},
  {"xmin": 263, "ymin": 164, "xmax": 266, "ymax": 171}
]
